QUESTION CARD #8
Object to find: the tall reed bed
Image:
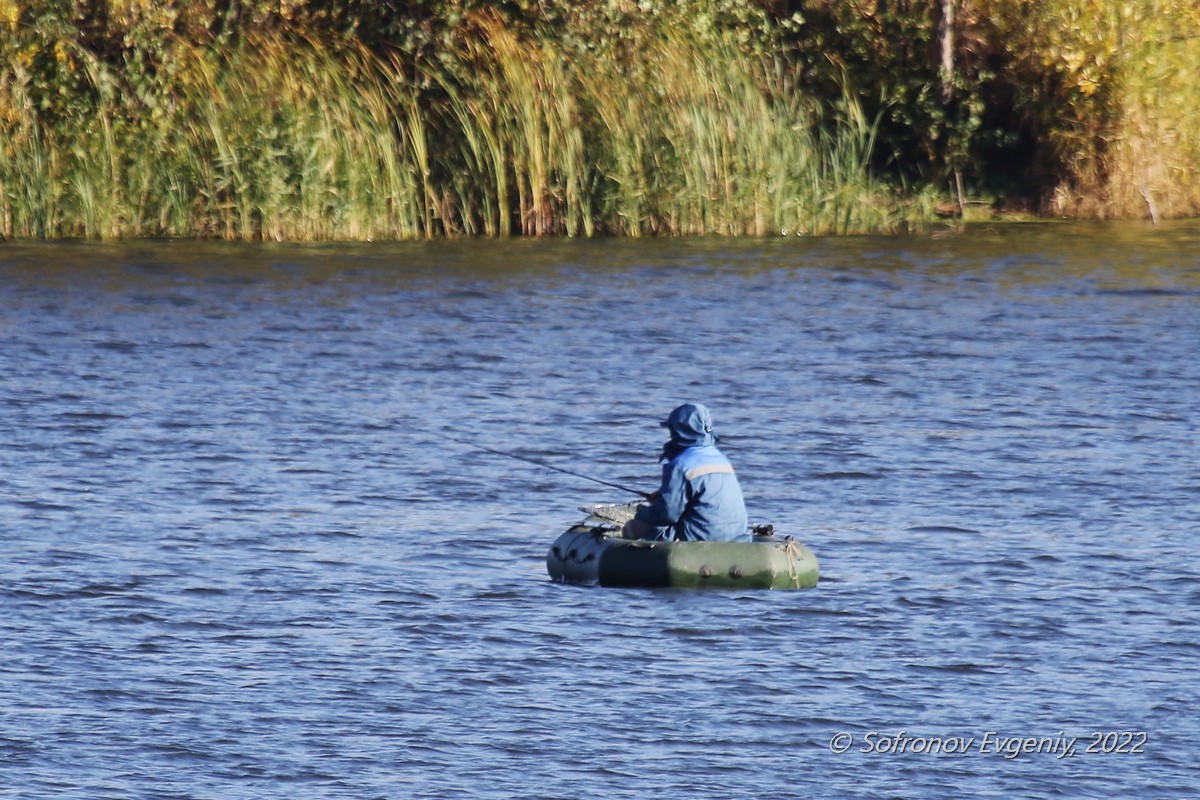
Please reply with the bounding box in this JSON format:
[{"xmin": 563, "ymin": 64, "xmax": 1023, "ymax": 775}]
[
  {"xmin": 175, "ymin": 33, "xmax": 429, "ymax": 240},
  {"xmin": 434, "ymin": 16, "xmax": 595, "ymax": 237},
  {"xmin": 0, "ymin": 12, "xmax": 914, "ymax": 240},
  {"xmin": 2, "ymin": 27, "xmax": 433, "ymax": 240},
  {"xmin": 577, "ymin": 27, "xmax": 908, "ymax": 236},
  {"xmin": 988, "ymin": 0, "xmax": 1200, "ymax": 219},
  {"xmin": 1103, "ymin": 1, "xmax": 1200, "ymax": 220},
  {"xmin": 432, "ymin": 14, "xmax": 913, "ymax": 237}
]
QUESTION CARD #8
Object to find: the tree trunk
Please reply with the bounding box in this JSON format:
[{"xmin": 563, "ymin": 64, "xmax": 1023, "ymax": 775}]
[{"xmin": 938, "ymin": 0, "xmax": 954, "ymax": 104}]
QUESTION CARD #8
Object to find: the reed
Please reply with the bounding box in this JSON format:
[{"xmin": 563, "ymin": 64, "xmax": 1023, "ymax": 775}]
[
  {"xmin": 493, "ymin": 21, "xmax": 881, "ymax": 236},
  {"xmin": 1, "ymin": 29, "xmax": 87, "ymax": 237},
  {"xmin": 0, "ymin": 24, "xmax": 429, "ymax": 240},
  {"xmin": 1103, "ymin": 0, "xmax": 1200, "ymax": 220},
  {"xmin": 439, "ymin": 14, "xmax": 598, "ymax": 237},
  {"xmin": 173, "ymin": 32, "xmax": 427, "ymax": 240},
  {"xmin": 0, "ymin": 56, "xmax": 46, "ymax": 238},
  {"xmin": 985, "ymin": 0, "xmax": 1200, "ymax": 219},
  {"xmin": 0, "ymin": 7, "xmax": 926, "ymax": 240},
  {"xmin": 578, "ymin": 25, "xmax": 906, "ymax": 236}
]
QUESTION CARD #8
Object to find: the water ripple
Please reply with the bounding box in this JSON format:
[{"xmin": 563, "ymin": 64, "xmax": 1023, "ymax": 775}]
[{"xmin": 1, "ymin": 228, "xmax": 1197, "ymax": 798}]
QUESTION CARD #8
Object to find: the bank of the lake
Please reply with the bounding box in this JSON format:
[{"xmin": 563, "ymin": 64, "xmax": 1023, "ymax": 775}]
[{"xmin": 2, "ymin": 2, "xmax": 1198, "ymax": 241}]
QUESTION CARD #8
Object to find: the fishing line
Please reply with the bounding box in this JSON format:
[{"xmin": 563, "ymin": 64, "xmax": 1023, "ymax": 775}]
[{"xmin": 424, "ymin": 429, "xmax": 652, "ymax": 499}]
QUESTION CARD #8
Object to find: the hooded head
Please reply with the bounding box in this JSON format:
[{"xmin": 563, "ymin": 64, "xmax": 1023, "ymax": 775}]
[{"xmin": 659, "ymin": 403, "xmax": 717, "ymax": 460}]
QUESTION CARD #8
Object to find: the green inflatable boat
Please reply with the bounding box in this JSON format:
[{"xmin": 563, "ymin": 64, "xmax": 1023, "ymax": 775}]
[{"xmin": 546, "ymin": 504, "xmax": 819, "ymax": 590}]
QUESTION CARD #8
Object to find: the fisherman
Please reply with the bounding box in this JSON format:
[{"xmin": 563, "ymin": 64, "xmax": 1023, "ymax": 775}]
[{"xmin": 622, "ymin": 403, "xmax": 750, "ymax": 542}]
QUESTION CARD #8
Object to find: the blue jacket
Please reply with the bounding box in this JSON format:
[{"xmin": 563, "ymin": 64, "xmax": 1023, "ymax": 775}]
[{"xmin": 634, "ymin": 404, "xmax": 750, "ymax": 542}]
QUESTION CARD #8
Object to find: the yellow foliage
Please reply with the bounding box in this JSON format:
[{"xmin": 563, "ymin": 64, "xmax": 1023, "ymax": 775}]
[
  {"xmin": 1105, "ymin": 0, "xmax": 1200, "ymax": 218},
  {"xmin": 983, "ymin": 0, "xmax": 1200, "ymax": 217}
]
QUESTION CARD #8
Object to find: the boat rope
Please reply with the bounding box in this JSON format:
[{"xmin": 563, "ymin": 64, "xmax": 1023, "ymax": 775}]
[{"xmin": 783, "ymin": 539, "xmax": 805, "ymax": 588}]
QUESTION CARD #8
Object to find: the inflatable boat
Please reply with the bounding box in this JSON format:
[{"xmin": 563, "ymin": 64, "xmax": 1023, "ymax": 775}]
[{"xmin": 546, "ymin": 504, "xmax": 819, "ymax": 590}]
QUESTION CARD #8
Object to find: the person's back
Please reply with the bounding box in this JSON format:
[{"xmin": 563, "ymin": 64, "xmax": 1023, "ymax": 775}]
[{"xmin": 623, "ymin": 403, "xmax": 750, "ymax": 542}]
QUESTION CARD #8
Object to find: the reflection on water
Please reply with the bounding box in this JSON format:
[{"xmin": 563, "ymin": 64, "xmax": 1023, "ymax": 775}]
[{"xmin": 1, "ymin": 222, "xmax": 1198, "ymax": 799}]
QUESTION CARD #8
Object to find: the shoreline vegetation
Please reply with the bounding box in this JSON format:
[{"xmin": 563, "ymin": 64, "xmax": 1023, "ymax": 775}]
[{"xmin": 2, "ymin": 1, "xmax": 1198, "ymax": 241}]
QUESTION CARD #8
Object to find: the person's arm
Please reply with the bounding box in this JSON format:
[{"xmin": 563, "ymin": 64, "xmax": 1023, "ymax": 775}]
[{"xmin": 635, "ymin": 462, "xmax": 688, "ymax": 526}]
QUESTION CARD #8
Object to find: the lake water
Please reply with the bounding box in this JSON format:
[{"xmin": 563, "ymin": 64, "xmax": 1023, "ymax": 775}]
[{"xmin": 1, "ymin": 224, "xmax": 1197, "ymax": 799}]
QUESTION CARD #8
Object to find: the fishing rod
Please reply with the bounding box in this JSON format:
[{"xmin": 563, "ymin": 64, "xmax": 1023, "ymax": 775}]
[{"xmin": 426, "ymin": 430, "xmax": 652, "ymax": 499}]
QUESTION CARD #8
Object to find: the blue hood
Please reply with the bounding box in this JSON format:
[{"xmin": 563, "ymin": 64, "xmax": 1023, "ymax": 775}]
[{"xmin": 660, "ymin": 403, "xmax": 718, "ymax": 460}]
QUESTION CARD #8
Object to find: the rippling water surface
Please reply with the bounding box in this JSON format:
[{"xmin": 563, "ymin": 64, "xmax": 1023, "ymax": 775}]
[{"xmin": 2, "ymin": 224, "xmax": 1198, "ymax": 799}]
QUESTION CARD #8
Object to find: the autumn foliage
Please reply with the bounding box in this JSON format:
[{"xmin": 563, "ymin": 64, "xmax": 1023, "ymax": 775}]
[{"xmin": 1, "ymin": 1, "xmax": 1197, "ymax": 239}]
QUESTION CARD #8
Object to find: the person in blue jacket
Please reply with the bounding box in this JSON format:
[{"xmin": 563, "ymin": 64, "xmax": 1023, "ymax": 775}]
[{"xmin": 622, "ymin": 403, "xmax": 750, "ymax": 542}]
